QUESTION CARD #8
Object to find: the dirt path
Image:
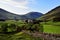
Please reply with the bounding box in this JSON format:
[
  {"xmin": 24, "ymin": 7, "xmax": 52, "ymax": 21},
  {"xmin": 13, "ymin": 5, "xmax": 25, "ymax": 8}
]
[{"xmin": 22, "ymin": 30, "xmax": 60, "ymax": 40}]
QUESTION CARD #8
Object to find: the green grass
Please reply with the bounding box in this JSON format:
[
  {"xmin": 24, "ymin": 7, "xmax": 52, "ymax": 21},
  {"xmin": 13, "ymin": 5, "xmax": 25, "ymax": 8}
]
[
  {"xmin": 43, "ymin": 22, "xmax": 60, "ymax": 34},
  {"xmin": 43, "ymin": 25, "xmax": 60, "ymax": 34}
]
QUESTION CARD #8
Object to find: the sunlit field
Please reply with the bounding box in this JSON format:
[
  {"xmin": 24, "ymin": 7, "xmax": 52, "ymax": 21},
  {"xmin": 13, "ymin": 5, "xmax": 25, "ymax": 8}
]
[{"xmin": 42, "ymin": 22, "xmax": 60, "ymax": 34}]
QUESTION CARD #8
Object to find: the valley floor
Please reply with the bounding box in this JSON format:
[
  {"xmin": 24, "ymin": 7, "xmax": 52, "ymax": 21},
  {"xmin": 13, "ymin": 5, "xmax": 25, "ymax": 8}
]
[{"xmin": 0, "ymin": 21, "xmax": 60, "ymax": 40}]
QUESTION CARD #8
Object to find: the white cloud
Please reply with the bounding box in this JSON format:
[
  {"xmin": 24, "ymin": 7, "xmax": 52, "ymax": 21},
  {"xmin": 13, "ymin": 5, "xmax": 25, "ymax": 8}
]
[
  {"xmin": 5, "ymin": 0, "xmax": 12, "ymax": 1},
  {"xmin": 0, "ymin": 0, "xmax": 29, "ymax": 9},
  {"xmin": 0, "ymin": 0, "xmax": 36, "ymax": 15}
]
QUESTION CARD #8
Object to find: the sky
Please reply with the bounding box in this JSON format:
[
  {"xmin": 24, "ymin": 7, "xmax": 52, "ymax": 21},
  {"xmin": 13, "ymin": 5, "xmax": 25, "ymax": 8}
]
[{"xmin": 0, "ymin": 0, "xmax": 60, "ymax": 15}]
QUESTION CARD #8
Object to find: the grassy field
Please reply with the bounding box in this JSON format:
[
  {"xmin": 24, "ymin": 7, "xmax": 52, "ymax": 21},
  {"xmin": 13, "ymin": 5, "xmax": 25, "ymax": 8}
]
[
  {"xmin": 43, "ymin": 25, "xmax": 60, "ymax": 34},
  {"xmin": 42, "ymin": 22, "xmax": 60, "ymax": 34}
]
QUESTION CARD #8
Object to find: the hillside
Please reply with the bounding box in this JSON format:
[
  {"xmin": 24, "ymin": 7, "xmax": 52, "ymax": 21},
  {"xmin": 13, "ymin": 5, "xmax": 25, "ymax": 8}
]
[
  {"xmin": 38, "ymin": 6, "xmax": 60, "ymax": 21},
  {"xmin": 0, "ymin": 8, "xmax": 22, "ymax": 20},
  {"xmin": 25, "ymin": 12, "xmax": 43, "ymax": 19},
  {"xmin": 0, "ymin": 8, "xmax": 43, "ymax": 20}
]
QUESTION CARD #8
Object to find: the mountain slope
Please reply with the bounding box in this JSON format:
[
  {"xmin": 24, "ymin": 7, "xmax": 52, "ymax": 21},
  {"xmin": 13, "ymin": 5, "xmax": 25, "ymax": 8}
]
[
  {"xmin": 38, "ymin": 6, "xmax": 60, "ymax": 21},
  {"xmin": 0, "ymin": 8, "xmax": 21, "ymax": 20},
  {"xmin": 0, "ymin": 8, "xmax": 43, "ymax": 20},
  {"xmin": 25, "ymin": 12, "xmax": 43, "ymax": 19}
]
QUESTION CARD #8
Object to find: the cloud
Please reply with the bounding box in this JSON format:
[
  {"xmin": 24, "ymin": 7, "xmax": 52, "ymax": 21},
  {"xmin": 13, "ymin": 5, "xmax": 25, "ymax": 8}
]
[
  {"xmin": 0, "ymin": 0, "xmax": 36, "ymax": 15},
  {"xmin": 0, "ymin": 0, "xmax": 29, "ymax": 9},
  {"xmin": 5, "ymin": 0, "xmax": 12, "ymax": 1}
]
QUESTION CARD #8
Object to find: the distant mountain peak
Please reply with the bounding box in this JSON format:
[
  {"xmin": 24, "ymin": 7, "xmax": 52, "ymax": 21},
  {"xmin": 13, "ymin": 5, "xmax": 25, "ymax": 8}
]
[
  {"xmin": 25, "ymin": 12, "xmax": 43, "ymax": 19},
  {"xmin": 27, "ymin": 12, "xmax": 42, "ymax": 15}
]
